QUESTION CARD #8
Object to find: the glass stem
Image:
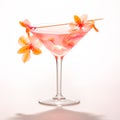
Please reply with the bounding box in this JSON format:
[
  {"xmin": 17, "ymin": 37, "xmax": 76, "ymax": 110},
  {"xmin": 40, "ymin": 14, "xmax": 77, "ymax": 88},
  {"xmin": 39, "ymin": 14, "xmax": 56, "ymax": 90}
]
[{"xmin": 53, "ymin": 56, "xmax": 65, "ymax": 100}]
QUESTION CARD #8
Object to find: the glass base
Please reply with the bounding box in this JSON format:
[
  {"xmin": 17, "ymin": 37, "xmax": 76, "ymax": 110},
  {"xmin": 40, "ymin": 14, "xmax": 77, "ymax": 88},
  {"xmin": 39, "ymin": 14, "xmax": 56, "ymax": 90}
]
[{"xmin": 38, "ymin": 98, "xmax": 80, "ymax": 106}]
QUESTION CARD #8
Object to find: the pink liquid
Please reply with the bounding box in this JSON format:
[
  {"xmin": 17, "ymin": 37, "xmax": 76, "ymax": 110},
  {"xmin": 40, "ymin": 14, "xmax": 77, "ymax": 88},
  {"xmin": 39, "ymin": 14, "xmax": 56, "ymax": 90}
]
[{"xmin": 31, "ymin": 24, "xmax": 91, "ymax": 56}]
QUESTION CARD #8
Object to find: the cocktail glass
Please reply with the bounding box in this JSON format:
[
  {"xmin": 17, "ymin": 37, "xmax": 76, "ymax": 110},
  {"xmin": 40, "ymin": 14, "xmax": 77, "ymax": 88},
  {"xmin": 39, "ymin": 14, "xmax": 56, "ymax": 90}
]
[{"xmin": 18, "ymin": 15, "xmax": 101, "ymax": 106}]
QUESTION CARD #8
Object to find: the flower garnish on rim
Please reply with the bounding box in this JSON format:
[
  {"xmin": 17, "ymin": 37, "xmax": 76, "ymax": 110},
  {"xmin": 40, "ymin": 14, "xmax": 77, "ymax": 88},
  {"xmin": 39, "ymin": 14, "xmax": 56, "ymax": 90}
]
[
  {"xmin": 73, "ymin": 15, "xmax": 99, "ymax": 32},
  {"xmin": 18, "ymin": 20, "xmax": 42, "ymax": 63},
  {"xmin": 19, "ymin": 19, "xmax": 34, "ymax": 37}
]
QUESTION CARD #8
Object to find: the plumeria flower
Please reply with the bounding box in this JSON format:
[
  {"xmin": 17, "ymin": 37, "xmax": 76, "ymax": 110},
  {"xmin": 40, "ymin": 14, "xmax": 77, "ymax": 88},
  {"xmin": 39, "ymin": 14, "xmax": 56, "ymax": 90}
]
[
  {"xmin": 73, "ymin": 15, "xmax": 99, "ymax": 32},
  {"xmin": 19, "ymin": 19, "xmax": 35, "ymax": 36},
  {"xmin": 17, "ymin": 35, "xmax": 42, "ymax": 63}
]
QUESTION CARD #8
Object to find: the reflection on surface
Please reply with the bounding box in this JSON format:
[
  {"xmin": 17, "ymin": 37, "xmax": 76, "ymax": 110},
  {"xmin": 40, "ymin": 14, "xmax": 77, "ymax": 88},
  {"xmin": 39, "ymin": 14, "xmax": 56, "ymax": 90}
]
[{"xmin": 9, "ymin": 107, "xmax": 104, "ymax": 120}]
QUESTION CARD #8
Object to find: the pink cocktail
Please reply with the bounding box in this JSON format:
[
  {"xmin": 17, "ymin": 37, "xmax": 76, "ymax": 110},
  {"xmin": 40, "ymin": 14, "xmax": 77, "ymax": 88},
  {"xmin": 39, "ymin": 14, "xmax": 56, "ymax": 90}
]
[
  {"xmin": 18, "ymin": 15, "xmax": 101, "ymax": 106},
  {"xmin": 31, "ymin": 23, "xmax": 91, "ymax": 57}
]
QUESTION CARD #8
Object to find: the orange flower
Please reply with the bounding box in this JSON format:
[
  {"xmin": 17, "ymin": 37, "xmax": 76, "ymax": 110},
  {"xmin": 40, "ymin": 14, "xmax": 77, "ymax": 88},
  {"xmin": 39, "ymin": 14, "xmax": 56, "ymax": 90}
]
[
  {"xmin": 17, "ymin": 36, "xmax": 42, "ymax": 63},
  {"xmin": 74, "ymin": 15, "xmax": 99, "ymax": 32},
  {"xmin": 19, "ymin": 19, "xmax": 34, "ymax": 36}
]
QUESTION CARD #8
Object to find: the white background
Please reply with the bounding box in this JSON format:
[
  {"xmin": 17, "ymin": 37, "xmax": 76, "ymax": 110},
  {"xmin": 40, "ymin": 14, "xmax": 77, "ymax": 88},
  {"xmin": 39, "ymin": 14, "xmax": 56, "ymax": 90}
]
[{"xmin": 0, "ymin": 0, "xmax": 120, "ymax": 120}]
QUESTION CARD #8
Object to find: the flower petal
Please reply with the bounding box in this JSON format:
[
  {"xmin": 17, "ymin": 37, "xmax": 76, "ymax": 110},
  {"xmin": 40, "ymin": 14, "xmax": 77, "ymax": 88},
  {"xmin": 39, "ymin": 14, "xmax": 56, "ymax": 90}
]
[
  {"xmin": 19, "ymin": 19, "xmax": 31, "ymax": 28},
  {"xmin": 32, "ymin": 47, "xmax": 42, "ymax": 55},
  {"xmin": 18, "ymin": 36, "xmax": 28, "ymax": 46},
  {"xmin": 74, "ymin": 15, "xmax": 81, "ymax": 25},
  {"xmin": 87, "ymin": 20, "xmax": 99, "ymax": 32},
  {"xmin": 23, "ymin": 19, "xmax": 31, "ymax": 25},
  {"xmin": 26, "ymin": 28, "xmax": 30, "ymax": 36},
  {"xmin": 19, "ymin": 21, "xmax": 27, "ymax": 27},
  {"xmin": 80, "ymin": 14, "xmax": 88, "ymax": 23},
  {"xmin": 22, "ymin": 50, "xmax": 30, "ymax": 63},
  {"xmin": 30, "ymin": 36, "xmax": 42, "ymax": 48},
  {"xmin": 92, "ymin": 24, "xmax": 99, "ymax": 32},
  {"xmin": 29, "ymin": 35, "xmax": 38, "ymax": 43},
  {"xmin": 17, "ymin": 45, "xmax": 30, "ymax": 54}
]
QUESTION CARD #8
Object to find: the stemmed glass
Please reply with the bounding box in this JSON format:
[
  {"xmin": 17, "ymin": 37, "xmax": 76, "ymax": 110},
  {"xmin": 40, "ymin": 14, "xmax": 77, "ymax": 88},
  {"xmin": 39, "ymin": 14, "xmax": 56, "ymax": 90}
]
[
  {"xmin": 32, "ymin": 25, "xmax": 81, "ymax": 106},
  {"xmin": 18, "ymin": 15, "xmax": 101, "ymax": 106}
]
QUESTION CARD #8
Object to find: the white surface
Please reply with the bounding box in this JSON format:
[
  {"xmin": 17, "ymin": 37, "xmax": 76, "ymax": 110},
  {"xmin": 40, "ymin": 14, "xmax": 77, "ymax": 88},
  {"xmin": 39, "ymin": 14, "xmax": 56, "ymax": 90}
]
[{"xmin": 0, "ymin": 0, "xmax": 120, "ymax": 120}]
